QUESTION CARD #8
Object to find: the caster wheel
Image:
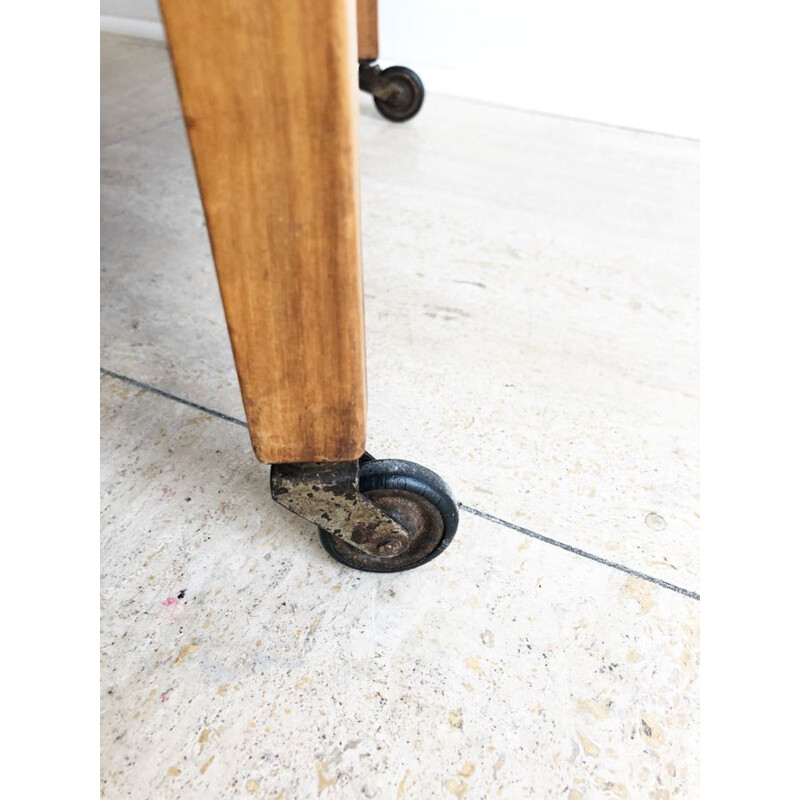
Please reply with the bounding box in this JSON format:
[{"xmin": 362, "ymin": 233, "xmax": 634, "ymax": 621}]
[
  {"xmin": 319, "ymin": 459, "xmax": 458, "ymax": 572},
  {"xmin": 373, "ymin": 66, "xmax": 425, "ymax": 123}
]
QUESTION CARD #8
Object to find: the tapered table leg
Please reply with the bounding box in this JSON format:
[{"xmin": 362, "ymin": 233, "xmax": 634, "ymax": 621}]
[
  {"xmin": 159, "ymin": 0, "xmax": 366, "ymax": 464},
  {"xmin": 357, "ymin": 0, "xmax": 379, "ymax": 62}
]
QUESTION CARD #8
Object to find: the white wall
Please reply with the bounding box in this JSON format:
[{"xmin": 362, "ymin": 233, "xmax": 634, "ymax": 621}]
[{"xmin": 100, "ymin": 0, "xmax": 699, "ymax": 138}]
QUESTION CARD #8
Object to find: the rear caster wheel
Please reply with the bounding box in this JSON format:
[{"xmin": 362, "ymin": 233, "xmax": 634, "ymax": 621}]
[
  {"xmin": 373, "ymin": 66, "xmax": 424, "ymax": 123},
  {"xmin": 319, "ymin": 459, "xmax": 458, "ymax": 572},
  {"xmin": 359, "ymin": 63, "xmax": 425, "ymax": 123}
]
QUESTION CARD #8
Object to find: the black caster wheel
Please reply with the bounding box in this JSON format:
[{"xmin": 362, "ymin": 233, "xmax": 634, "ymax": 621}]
[
  {"xmin": 372, "ymin": 66, "xmax": 425, "ymax": 123},
  {"xmin": 319, "ymin": 459, "xmax": 458, "ymax": 572}
]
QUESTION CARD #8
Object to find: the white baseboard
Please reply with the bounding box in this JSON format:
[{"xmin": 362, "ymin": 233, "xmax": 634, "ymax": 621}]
[{"xmin": 100, "ymin": 15, "xmax": 165, "ymax": 42}]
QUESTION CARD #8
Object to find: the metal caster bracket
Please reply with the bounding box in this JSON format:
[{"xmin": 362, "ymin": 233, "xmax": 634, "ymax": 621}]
[
  {"xmin": 358, "ymin": 61, "xmax": 397, "ymax": 102},
  {"xmin": 270, "ymin": 460, "xmax": 412, "ymax": 558}
]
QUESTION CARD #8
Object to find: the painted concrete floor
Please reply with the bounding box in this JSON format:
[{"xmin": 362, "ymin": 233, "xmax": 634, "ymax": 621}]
[{"xmin": 100, "ymin": 33, "xmax": 700, "ymax": 800}]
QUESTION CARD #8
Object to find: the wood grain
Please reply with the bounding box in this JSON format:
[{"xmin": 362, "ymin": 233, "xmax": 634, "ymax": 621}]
[
  {"xmin": 159, "ymin": 0, "xmax": 367, "ymax": 464},
  {"xmin": 356, "ymin": 0, "xmax": 379, "ymax": 62}
]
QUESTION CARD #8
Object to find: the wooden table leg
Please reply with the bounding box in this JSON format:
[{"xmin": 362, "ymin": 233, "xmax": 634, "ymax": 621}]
[
  {"xmin": 357, "ymin": 0, "xmax": 379, "ymax": 62},
  {"xmin": 159, "ymin": 0, "xmax": 366, "ymax": 464}
]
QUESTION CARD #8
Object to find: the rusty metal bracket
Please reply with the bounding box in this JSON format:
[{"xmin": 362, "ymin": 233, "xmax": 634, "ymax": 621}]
[
  {"xmin": 358, "ymin": 61, "xmax": 398, "ymax": 102},
  {"xmin": 270, "ymin": 460, "xmax": 412, "ymax": 558}
]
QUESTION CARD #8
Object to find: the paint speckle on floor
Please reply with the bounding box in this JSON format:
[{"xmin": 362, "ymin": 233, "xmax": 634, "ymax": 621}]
[
  {"xmin": 444, "ymin": 778, "xmax": 468, "ymax": 799},
  {"xmin": 619, "ymin": 575, "xmax": 656, "ymax": 614},
  {"xmin": 171, "ymin": 642, "xmax": 198, "ymax": 667},
  {"xmin": 199, "ymin": 756, "xmax": 214, "ymax": 775},
  {"xmin": 578, "ymin": 730, "xmax": 600, "ymax": 757},
  {"xmin": 464, "ymin": 657, "xmax": 484, "ymax": 675},
  {"xmin": 576, "ymin": 698, "xmax": 612, "ymax": 720},
  {"xmin": 316, "ymin": 762, "xmax": 338, "ymax": 792}
]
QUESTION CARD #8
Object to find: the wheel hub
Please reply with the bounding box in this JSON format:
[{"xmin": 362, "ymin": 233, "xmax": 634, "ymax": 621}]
[
  {"xmin": 385, "ymin": 79, "xmax": 411, "ymax": 109},
  {"xmin": 329, "ymin": 488, "xmax": 445, "ymax": 571}
]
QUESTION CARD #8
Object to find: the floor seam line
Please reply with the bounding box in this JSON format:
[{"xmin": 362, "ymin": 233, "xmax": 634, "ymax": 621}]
[
  {"xmin": 100, "ymin": 366, "xmax": 699, "ymax": 600},
  {"xmin": 459, "ymin": 504, "xmax": 699, "ymax": 600},
  {"xmin": 100, "ymin": 367, "xmax": 248, "ymax": 428}
]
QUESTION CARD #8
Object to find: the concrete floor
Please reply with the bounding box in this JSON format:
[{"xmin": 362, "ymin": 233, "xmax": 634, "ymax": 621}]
[{"xmin": 100, "ymin": 33, "xmax": 700, "ymax": 799}]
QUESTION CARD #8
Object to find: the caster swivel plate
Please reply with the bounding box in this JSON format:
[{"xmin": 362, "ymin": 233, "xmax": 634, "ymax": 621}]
[
  {"xmin": 359, "ymin": 62, "xmax": 425, "ymax": 122},
  {"xmin": 270, "ymin": 455, "xmax": 458, "ymax": 572}
]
